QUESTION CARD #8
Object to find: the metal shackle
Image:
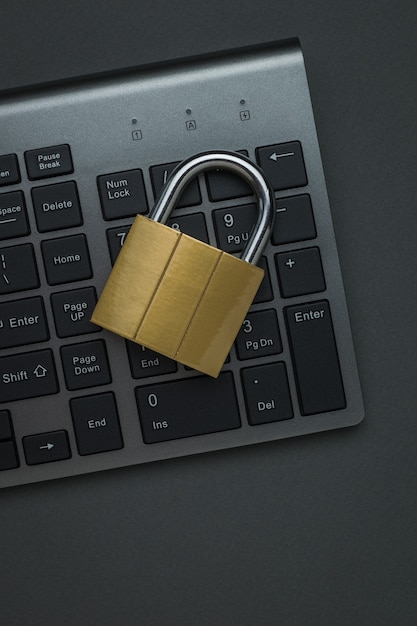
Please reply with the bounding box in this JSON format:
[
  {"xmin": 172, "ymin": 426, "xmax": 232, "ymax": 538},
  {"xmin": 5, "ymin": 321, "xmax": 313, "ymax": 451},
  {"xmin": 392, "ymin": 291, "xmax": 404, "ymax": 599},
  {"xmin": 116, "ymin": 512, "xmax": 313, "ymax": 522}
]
[{"xmin": 149, "ymin": 151, "xmax": 275, "ymax": 265}]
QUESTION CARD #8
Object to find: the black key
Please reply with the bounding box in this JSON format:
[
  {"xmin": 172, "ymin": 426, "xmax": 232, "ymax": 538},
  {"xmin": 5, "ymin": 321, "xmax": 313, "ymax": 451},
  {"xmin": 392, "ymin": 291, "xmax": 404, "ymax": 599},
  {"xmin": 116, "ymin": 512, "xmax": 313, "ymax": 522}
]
[
  {"xmin": 276, "ymin": 247, "xmax": 326, "ymax": 298},
  {"xmin": 106, "ymin": 225, "xmax": 132, "ymax": 265},
  {"xmin": 136, "ymin": 372, "xmax": 241, "ymax": 443},
  {"xmin": 60, "ymin": 339, "xmax": 111, "ymax": 390},
  {"xmin": 107, "ymin": 216, "xmax": 209, "ymax": 265},
  {"xmin": 25, "ymin": 144, "xmax": 73, "ymax": 180},
  {"xmin": 0, "ymin": 441, "xmax": 19, "ymax": 471},
  {"xmin": 126, "ymin": 341, "xmax": 178, "ymax": 379},
  {"xmin": 0, "ymin": 410, "xmax": 12, "ymax": 440},
  {"xmin": 150, "ymin": 161, "xmax": 201, "ymax": 208},
  {"xmin": 0, "ymin": 243, "xmax": 39, "ymax": 295},
  {"xmin": 0, "ymin": 191, "xmax": 30, "ymax": 240},
  {"xmin": 41, "ymin": 234, "xmax": 92, "ymax": 285},
  {"xmin": 213, "ymin": 203, "xmax": 257, "ymax": 253},
  {"xmin": 285, "ymin": 300, "xmax": 346, "ymax": 415},
  {"xmin": 242, "ymin": 362, "xmax": 293, "ymax": 425},
  {"xmin": 272, "ymin": 194, "xmax": 316, "ymax": 245},
  {"xmin": 0, "ymin": 154, "xmax": 21, "ymax": 187},
  {"xmin": 256, "ymin": 141, "xmax": 307, "ymax": 190},
  {"xmin": 167, "ymin": 213, "xmax": 209, "ymax": 243},
  {"xmin": 32, "ymin": 181, "xmax": 82, "ymax": 232},
  {"xmin": 0, "ymin": 296, "xmax": 49, "ymax": 349},
  {"xmin": 51, "ymin": 287, "xmax": 100, "ymax": 338},
  {"xmin": 253, "ymin": 257, "xmax": 273, "ymax": 304},
  {"xmin": 98, "ymin": 169, "xmax": 148, "ymax": 220},
  {"xmin": 70, "ymin": 392, "xmax": 123, "ymax": 455},
  {"xmin": 23, "ymin": 430, "xmax": 71, "ymax": 465},
  {"xmin": 0, "ymin": 349, "xmax": 59, "ymax": 403},
  {"xmin": 235, "ymin": 309, "xmax": 282, "ymax": 360},
  {"xmin": 205, "ymin": 150, "xmax": 251, "ymax": 201}
]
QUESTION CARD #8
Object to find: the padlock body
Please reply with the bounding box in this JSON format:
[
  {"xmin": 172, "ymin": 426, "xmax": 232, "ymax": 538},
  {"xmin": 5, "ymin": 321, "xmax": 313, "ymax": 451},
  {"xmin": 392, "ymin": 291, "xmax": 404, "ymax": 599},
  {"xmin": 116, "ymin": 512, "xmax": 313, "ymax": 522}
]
[{"xmin": 91, "ymin": 215, "xmax": 263, "ymax": 377}]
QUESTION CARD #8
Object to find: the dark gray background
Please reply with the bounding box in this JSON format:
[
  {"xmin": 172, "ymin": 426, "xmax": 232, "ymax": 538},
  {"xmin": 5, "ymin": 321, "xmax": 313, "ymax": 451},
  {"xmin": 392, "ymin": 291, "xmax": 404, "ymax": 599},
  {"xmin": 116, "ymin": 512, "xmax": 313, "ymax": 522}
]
[{"xmin": 1, "ymin": 1, "xmax": 416, "ymax": 624}]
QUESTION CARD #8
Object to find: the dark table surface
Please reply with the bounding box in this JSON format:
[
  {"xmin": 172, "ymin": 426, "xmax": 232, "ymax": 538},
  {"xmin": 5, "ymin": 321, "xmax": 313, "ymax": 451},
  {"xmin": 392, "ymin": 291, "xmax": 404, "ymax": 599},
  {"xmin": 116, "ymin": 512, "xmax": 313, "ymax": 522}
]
[{"xmin": 1, "ymin": 1, "xmax": 416, "ymax": 624}]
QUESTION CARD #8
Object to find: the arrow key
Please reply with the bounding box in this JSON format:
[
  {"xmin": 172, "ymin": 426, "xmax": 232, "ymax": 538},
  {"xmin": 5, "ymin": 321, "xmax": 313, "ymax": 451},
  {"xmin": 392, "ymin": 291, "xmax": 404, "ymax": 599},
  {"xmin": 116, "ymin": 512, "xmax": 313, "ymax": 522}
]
[
  {"xmin": 23, "ymin": 430, "xmax": 71, "ymax": 465},
  {"xmin": 256, "ymin": 141, "xmax": 307, "ymax": 191}
]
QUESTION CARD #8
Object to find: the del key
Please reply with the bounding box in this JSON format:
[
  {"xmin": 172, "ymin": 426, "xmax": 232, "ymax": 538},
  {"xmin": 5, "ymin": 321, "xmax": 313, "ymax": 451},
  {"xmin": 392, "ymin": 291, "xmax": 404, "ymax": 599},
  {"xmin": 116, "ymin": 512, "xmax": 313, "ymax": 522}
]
[{"xmin": 285, "ymin": 300, "xmax": 346, "ymax": 415}]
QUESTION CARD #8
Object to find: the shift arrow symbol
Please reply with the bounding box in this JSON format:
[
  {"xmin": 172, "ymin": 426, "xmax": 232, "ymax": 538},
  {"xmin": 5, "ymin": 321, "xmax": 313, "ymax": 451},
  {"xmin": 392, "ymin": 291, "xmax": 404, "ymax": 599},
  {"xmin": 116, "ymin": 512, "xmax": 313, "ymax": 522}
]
[
  {"xmin": 33, "ymin": 364, "xmax": 47, "ymax": 377},
  {"xmin": 39, "ymin": 443, "xmax": 54, "ymax": 451}
]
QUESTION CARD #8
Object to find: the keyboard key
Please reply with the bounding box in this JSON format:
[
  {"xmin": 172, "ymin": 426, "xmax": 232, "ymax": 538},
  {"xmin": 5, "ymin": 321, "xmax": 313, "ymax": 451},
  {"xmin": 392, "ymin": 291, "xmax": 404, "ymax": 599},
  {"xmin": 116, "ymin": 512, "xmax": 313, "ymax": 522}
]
[
  {"xmin": 0, "ymin": 191, "xmax": 30, "ymax": 240},
  {"xmin": 213, "ymin": 203, "xmax": 257, "ymax": 253},
  {"xmin": 136, "ymin": 372, "xmax": 241, "ymax": 443},
  {"xmin": 0, "ymin": 154, "xmax": 21, "ymax": 187},
  {"xmin": 205, "ymin": 150, "xmax": 251, "ymax": 201},
  {"xmin": 272, "ymin": 194, "xmax": 317, "ymax": 245},
  {"xmin": 41, "ymin": 234, "xmax": 92, "ymax": 285},
  {"xmin": 0, "ymin": 410, "xmax": 12, "ymax": 440},
  {"xmin": 70, "ymin": 392, "xmax": 123, "ymax": 455},
  {"xmin": 0, "ymin": 296, "xmax": 49, "ymax": 349},
  {"xmin": 106, "ymin": 225, "xmax": 132, "ymax": 264},
  {"xmin": 107, "ymin": 215, "xmax": 209, "ymax": 266},
  {"xmin": 0, "ymin": 243, "xmax": 39, "ymax": 295},
  {"xmin": 60, "ymin": 339, "xmax": 111, "ymax": 390},
  {"xmin": 235, "ymin": 309, "xmax": 282, "ymax": 360},
  {"xmin": 256, "ymin": 141, "xmax": 307, "ymax": 190},
  {"xmin": 51, "ymin": 287, "xmax": 100, "ymax": 338},
  {"xmin": 285, "ymin": 300, "xmax": 346, "ymax": 415},
  {"xmin": 253, "ymin": 257, "xmax": 273, "ymax": 304},
  {"xmin": 25, "ymin": 144, "xmax": 73, "ymax": 180},
  {"xmin": 126, "ymin": 341, "xmax": 178, "ymax": 379},
  {"xmin": 32, "ymin": 181, "xmax": 82, "ymax": 232},
  {"xmin": 150, "ymin": 161, "xmax": 201, "ymax": 208},
  {"xmin": 0, "ymin": 349, "xmax": 59, "ymax": 403},
  {"xmin": 242, "ymin": 362, "xmax": 293, "ymax": 425},
  {"xmin": 167, "ymin": 213, "xmax": 209, "ymax": 243},
  {"xmin": 276, "ymin": 247, "xmax": 326, "ymax": 298},
  {"xmin": 23, "ymin": 430, "xmax": 71, "ymax": 465},
  {"xmin": 98, "ymin": 169, "xmax": 148, "ymax": 220},
  {"xmin": 0, "ymin": 441, "xmax": 19, "ymax": 471}
]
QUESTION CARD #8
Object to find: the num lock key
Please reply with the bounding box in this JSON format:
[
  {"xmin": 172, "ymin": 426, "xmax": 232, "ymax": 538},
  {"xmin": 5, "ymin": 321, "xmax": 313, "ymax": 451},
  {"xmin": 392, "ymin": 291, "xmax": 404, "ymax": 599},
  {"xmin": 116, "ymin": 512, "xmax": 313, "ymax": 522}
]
[{"xmin": 92, "ymin": 151, "xmax": 275, "ymax": 377}]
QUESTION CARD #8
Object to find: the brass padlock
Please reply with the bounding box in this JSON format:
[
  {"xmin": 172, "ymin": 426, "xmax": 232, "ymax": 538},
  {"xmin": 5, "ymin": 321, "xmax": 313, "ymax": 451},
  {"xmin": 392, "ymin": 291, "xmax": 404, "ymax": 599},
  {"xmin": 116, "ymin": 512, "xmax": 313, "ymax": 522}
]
[{"xmin": 91, "ymin": 151, "xmax": 275, "ymax": 377}]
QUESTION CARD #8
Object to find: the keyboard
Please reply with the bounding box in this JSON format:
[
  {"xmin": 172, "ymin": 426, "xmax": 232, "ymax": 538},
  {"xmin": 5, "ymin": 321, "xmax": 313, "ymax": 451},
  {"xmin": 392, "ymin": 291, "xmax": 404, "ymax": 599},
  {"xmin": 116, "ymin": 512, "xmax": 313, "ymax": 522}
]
[{"xmin": 0, "ymin": 39, "xmax": 364, "ymax": 489}]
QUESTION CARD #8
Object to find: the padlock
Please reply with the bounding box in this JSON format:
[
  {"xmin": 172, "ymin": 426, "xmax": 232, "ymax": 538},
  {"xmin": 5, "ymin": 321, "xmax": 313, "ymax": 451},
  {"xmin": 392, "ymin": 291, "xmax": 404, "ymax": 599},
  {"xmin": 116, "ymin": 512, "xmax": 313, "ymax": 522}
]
[{"xmin": 91, "ymin": 151, "xmax": 275, "ymax": 377}]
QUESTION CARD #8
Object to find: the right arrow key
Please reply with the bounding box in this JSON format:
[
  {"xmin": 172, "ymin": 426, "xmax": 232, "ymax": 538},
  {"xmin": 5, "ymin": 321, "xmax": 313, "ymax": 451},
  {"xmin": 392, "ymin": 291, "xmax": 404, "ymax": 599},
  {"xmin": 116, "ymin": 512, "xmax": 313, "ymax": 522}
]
[{"xmin": 23, "ymin": 430, "xmax": 71, "ymax": 465}]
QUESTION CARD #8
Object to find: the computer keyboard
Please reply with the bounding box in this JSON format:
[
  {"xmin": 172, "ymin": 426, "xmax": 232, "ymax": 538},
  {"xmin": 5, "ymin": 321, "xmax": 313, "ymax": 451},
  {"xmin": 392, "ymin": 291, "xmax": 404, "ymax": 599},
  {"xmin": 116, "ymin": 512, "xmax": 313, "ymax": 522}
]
[{"xmin": 0, "ymin": 39, "xmax": 364, "ymax": 489}]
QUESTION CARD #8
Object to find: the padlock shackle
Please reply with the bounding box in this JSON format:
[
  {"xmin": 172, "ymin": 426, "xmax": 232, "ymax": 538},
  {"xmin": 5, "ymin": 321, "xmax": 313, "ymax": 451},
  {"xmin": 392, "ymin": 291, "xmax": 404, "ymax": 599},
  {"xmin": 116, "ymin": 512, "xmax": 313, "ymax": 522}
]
[{"xmin": 149, "ymin": 151, "xmax": 275, "ymax": 265}]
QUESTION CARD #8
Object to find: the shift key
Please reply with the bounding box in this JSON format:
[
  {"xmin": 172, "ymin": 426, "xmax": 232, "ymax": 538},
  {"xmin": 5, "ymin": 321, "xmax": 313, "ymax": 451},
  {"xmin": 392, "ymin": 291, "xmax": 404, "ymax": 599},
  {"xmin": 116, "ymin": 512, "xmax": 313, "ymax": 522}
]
[
  {"xmin": 0, "ymin": 349, "xmax": 59, "ymax": 403},
  {"xmin": 285, "ymin": 301, "xmax": 346, "ymax": 415}
]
